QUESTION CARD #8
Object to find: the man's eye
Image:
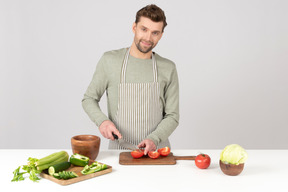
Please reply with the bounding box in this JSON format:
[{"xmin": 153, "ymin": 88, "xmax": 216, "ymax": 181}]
[
  {"xmin": 141, "ymin": 28, "xmax": 147, "ymax": 31},
  {"xmin": 152, "ymin": 32, "xmax": 159, "ymax": 36}
]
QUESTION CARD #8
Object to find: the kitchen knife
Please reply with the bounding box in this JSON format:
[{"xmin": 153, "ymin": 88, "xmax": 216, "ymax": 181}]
[{"xmin": 112, "ymin": 133, "xmax": 138, "ymax": 151}]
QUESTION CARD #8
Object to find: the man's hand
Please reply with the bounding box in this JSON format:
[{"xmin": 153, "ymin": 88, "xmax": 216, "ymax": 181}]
[
  {"xmin": 99, "ymin": 120, "xmax": 122, "ymax": 140},
  {"xmin": 137, "ymin": 139, "xmax": 156, "ymax": 155}
]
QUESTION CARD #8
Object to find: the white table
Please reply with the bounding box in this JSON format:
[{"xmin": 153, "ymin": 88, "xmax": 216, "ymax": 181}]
[{"xmin": 2, "ymin": 149, "xmax": 287, "ymax": 192}]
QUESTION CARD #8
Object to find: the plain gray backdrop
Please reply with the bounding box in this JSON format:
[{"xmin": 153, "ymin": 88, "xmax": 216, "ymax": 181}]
[{"xmin": 1, "ymin": 0, "xmax": 287, "ymax": 149}]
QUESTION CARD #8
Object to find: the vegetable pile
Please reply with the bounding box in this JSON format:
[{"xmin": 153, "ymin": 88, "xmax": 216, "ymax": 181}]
[
  {"xmin": 11, "ymin": 151, "xmax": 108, "ymax": 182},
  {"xmin": 12, "ymin": 151, "xmax": 69, "ymax": 182}
]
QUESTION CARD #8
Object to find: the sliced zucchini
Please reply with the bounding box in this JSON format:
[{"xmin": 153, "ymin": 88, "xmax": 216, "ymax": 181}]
[
  {"xmin": 52, "ymin": 171, "xmax": 78, "ymax": 180},
  {"xmin": 48, "ymin": 161, "xmax": 71, "ymax": 175}
]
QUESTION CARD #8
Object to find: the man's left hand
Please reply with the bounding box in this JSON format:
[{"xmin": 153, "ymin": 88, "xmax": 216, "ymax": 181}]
[{"xmin": 137, "ymin": 139, "xmax": 156, "ymax": 155}]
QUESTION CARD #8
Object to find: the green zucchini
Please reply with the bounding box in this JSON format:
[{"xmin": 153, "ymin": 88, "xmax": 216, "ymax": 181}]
[
  {"xmin": 48, "ymin": 161, "xmax": 71, "ymax": 175},
  {"xmin": 53, "ymin": 171, "xmax": 78, "ymax": 180}
]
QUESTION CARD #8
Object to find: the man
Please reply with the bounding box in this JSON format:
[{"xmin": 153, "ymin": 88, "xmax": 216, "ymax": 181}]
[{"xmin": 82, "ymin": 4, "xmax": 179, "ymax": 155}]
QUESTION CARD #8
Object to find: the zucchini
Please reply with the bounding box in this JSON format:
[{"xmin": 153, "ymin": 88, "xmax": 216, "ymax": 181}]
[
  {"xmin": 53, "ymin": 171, "xmax": 78, "ymax": 180},
  {"xmin": 48, "ymin": 161, "xmax": 71, "ymax": 175}
]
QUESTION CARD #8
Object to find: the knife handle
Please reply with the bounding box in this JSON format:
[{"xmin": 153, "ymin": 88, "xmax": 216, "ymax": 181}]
[
  {"xmin": 112, "ymin": 132, "xmax": 118, "ymax": 140},
  {"xmin": 174, "ymin": 156, "xmax": 196, "ymax": 160}
]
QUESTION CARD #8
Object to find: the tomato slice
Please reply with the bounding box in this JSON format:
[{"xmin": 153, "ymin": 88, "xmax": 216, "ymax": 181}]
[
  {"xmin": 148, "ymin": 151, "xmax": 160, "ymax": 159},
  {"xmin": 157, "ymin": 147, "xmax": 171, "ymax": 156},
  {"xmin": 131, "ymin": 149, "xmax": 144, "ymax": 159}
]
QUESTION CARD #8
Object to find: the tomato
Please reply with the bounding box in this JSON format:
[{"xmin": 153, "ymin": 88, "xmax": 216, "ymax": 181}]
[
  {"xmin": 195, "ymin": 154, "xmax": 211, "ymax": 169},
  {"xmin": 158, "ymin": 147, "xmax": 171, "ymax": 156},
  {"xmin": 131, "ymin": 149, "xmax": 144, "ymax": 159},
  {"xmin": 148, "ymin": 151, "xmax": 160, "ymax": 159}
]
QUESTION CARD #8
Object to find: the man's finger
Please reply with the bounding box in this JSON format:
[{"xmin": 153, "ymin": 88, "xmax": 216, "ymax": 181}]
[
  {"xmin": 112, "ymin": 129, "xmax": 122, "ymax": 139},
  {"xmin": 137, "ymin": 141, "xmax": 145, "ymax": 148},
  {"xmin": 144, "ymin": 148, "xmax": 149, "ymax": 155},
  {"xmin": 107, "ymin": 131, "xmax": 115, "ymax": 140}
]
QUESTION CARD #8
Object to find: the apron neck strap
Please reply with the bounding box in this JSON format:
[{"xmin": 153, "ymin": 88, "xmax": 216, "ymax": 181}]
[{"xmin": 121, "ymin": 47, "xmax": 158, "ymax": 83}]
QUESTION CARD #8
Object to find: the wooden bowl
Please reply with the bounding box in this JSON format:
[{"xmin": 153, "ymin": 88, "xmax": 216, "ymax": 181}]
[
  {"xmin": 71, "ymin": 135, "xmax": 101, "ymax": 160},
  {"xmin": 219, "ymin": 160, "xmax": 244, "ymax": 176}
]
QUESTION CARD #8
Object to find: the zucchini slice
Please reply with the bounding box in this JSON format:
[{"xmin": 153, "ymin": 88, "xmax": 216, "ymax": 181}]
[{"xmin": 48, "ymin": 161, "xmax": 71, "ymax": 175}]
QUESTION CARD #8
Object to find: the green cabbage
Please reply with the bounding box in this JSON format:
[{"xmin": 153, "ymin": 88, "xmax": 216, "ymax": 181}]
[{"xmin": 220, "ymin": 144, "xmax": 248, "ymax": 165}]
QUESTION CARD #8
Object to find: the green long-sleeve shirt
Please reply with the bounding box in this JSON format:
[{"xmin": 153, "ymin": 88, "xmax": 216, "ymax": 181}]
[{"xmin": 82, "ymin": 48, "xmax": 179, "ymax": 146}]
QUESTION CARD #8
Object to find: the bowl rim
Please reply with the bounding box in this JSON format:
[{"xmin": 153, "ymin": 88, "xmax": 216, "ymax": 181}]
[
  {"xmin": 219, "ymin": 160, "xmax": 245, "ymax": 166},
  {"xmin": 71, "ymin": 135, "xmax": 100, "ymax": 142}
]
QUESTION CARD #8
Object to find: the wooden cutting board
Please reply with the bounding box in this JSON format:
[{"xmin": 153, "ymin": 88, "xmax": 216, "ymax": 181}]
[
  {"xmin": 40, "ymin": 161, "xmax": 112, "ymax": 185},
  {"xmin": 119, "ymin": 152, "xmax": 196, "ymax": 165}
]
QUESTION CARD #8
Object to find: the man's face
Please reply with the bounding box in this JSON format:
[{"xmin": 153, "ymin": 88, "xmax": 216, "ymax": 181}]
[{"xmin": 133, "ymin": 17, "xmax": 164, "ymax": 54}]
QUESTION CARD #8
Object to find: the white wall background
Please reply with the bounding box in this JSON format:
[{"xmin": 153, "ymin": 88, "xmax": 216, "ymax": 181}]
[{"xmin": 1, "ymin": 0, "xmax": 287, "ymax": 149}]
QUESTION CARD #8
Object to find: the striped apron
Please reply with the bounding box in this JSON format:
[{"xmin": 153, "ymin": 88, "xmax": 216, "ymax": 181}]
[{"xmin": 109, "ymin": 48, "xmax": 170, "ymax": 149}]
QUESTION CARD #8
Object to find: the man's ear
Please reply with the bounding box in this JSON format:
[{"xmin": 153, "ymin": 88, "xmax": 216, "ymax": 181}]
[{"xmin": 132, "ymin": 22, "xmax": 136, "ymax": 34}]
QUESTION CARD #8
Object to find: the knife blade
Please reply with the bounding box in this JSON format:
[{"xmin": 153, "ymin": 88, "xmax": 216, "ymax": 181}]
[{"xmin": 112, "ymin": 133, "xmax": 138, "ymax": 151}]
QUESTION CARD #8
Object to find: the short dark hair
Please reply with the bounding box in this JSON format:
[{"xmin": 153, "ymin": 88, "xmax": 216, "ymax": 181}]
[{"xmin": 135, "ymin": 4, "xmax": 167, "ymax": 32}]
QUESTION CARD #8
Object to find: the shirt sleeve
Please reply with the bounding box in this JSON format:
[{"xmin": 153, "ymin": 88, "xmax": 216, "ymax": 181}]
[
  {"xmin": 82, "ymin": 54, "xmax": 110, "ymax": 127},
  {"xmin": 146, "ymin": 65, "xmax": 180, "ymax": 146}
]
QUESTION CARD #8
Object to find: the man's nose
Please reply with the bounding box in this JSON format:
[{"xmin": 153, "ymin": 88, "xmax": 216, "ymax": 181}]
[{"xmin": 144, "ymin": 32, "xmax": 152, "ymax": 41}]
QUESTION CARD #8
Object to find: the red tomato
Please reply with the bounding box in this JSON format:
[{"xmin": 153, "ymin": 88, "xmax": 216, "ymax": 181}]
[
  {"xmin": 148, "ymin": 151, "xmax": 160, "ymax": 159},
  {"xmin": 157, "ymin": 147, "xmax": 171, "ymax": 156},
  {"xmin": 195, "ymin": 154, "xmax": 211, "ymax": 169},
  {"xmin": 131, "ymin": 149, "xmax": 144, "ymax": 159}
]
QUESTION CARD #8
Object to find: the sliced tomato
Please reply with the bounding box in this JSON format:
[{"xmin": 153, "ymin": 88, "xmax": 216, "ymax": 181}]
[
  {"xmin": 158, "ymin": 147, "xmax": 171, "ymax": 156},
  {"xmin": 131, "ymin": 149, "xmax": 144, "ymax": 159},
  {"xmin": 148, "ymin": 151, "xmax": 160, "ymax": 159},
  {"xmin": 140, "ymin": 149, "xmax": 147, "ymax": 156}
]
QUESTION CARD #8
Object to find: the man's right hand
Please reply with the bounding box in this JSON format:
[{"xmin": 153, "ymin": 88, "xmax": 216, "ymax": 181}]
[{"xmin": 99, "ymin": 120, "xmax": 122, "ymax": 140}]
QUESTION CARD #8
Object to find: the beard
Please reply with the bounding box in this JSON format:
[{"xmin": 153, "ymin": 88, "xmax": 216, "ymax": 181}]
[{"xmin": 135, "ymin": 39, "xmax": 155, "ymax": 53}]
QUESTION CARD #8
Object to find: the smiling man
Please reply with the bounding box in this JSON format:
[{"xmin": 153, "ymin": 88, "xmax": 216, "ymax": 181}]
[{"xmin": 82, "ymin": 4, "xmax": 179, "ymax": 155}]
